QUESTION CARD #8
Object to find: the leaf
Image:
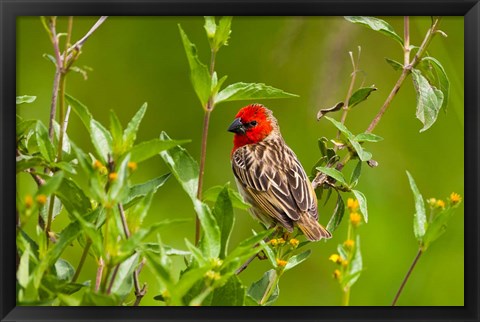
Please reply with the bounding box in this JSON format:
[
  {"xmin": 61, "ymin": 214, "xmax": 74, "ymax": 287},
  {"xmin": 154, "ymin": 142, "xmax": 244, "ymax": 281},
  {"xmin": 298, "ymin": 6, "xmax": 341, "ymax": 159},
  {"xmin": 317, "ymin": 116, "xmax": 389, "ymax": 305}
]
[
  {"xmin": 344, "ymin": 16, "xmax": 403, "ymax": 46},
  {"xmin": 65, "ymin": 93, "xmax": 93, "ymax": 132},
  {"xmin": 54, "ymin": 258, "xmax": 75, "ymax": 281},
  {"xmin": 16, "ymin": 95, "xmax": 37, "ymax": 105},
  {"xmin": 213, "ymin": 186, "xmax": 235, "ymax": 259},
  {"xmin": 17, "ymin": 119, "xmax": 37, "ymax": 138},
  {"xmin": 124, "ymin": 103, "xmax": 147, "ymax": 149},
  {"xmin": 54, "ymin": 177, "xmax": 91, "ymax": 215},
  {"xmin": 317, "ymin": 102, "xmax": 344, "ymax": 120},
  {"xmin": 184, "ymin": 239, "xmax": 207, "ymax": 266},
  {"xmin": 326, "ymin": 194, "xmax": 345, "ymax": 232},
  {"xmin": 215, "ymin": 82, "xmax": 298, "ymax": 105},
  {"xmin": 178, "ymin": 24, "xmax": 211, "ymax": 107},
  {"xmin": 90, "ymin": 119, "xmax": 113, "ymax": 164},
  {"xmin": 210, "ymin": 275, "xmax": 245, "ymax": 306},
  {"xmin": 349, "ymin": 160, "xmax": 362, "ymax": 188},
  {"xmin": 406, "ymin": 171, "xmax": 427, "ymax": 242},
  {"xmin": 35, "ymin": 121, "xmax": 56, "ymax": 162},
  {"xmin": 348, "ymin": 86, "xmax": 377, "ymax": 108},
  {"xmin": 81, "ymin": 289, "xmax": 121, "ymax": 306},
  {"xmin": 355, "ymin": 133, "xmax": 384, "ymax": 142},
  {"xmin": 194, "ymin": 199, "xmax": 221, "ymax": 259},
  {"xmin": 108, "ymin": 154, "xmax": 130, "ymax": 203},
  {"xmin": 343, "ymin": 235, "xmax": 363, "ymax": 289},
  {"xmin": 16, "ymin": 156, "xmax": 47, "ymax": 173},
  {"xmin": 259, "ymin": 238, "xmax": 277, "ymax": 268},
  {"xmin": 130, "ymin": 138, "xmax": 190, "ymax": 163},
  {"xmin": 123, "ymin": 173, "xmax": 171, "ymax": 209},
  {"xmin": 203, "ymin": 185, "xmax": 250, "ymax": 210},
  {"xmin": 109, "ymin": 110, "xmax": 124, "ymax": 154},
  {"xmin": 53, "ymin": 120, "xmax": 71, "ymax": 155},
  {"xmin": 37, "ymin": 171, "xmax": 64, "ymax": 196},
  {"xmin": 247, "ymin": 269, "xmax": 279, "ymax": 306},
  {"xmin": 214, "ymin": 16, "xmax": 232, "ymax": 50},
  {"xmin": 385, "ymin": 57, "xmax": 403, "ymax": 71},
  {"xmin": 17, "ymin": 244, "xmax": 31, "ymax": 288},
  {"xmin": 109, "ymin": 253, "xmax": 140, "ymax": 300},
  {"xmin": 316, "ymin": 166, "xmax": 348, "ymax": 186},
  {"xmin": 352, "ymin": 189, "xmax": 368, "ymax": 223},
  {"xmin": 285, "ymin": 249, "xmax": 312, "ymax": 270},
  {"xmin": 419, "ymin": 56, "xmax": 450, "ymax": 113},
  {"xmin": 411, "ymin": 68, "xmax": 444, "ymax": 132},
  {"xmin": 422, "ymin": 208, "xmax": 456, "ymax": 250},
  {"xmin": 159, "ymin": 132, "xmax": 199, "ymax": 200},
  {"xmin": 204, "ymin": 16, "xmax": 216, "ymax": 39}
]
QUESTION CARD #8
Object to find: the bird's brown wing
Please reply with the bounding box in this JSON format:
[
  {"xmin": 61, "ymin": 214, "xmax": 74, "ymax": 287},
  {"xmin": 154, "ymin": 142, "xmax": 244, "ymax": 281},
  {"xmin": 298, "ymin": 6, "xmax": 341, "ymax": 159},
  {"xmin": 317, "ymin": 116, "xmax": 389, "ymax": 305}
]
[{"xmin": 232, "ymin": 138, "xmax": 318, "ymax": 230}]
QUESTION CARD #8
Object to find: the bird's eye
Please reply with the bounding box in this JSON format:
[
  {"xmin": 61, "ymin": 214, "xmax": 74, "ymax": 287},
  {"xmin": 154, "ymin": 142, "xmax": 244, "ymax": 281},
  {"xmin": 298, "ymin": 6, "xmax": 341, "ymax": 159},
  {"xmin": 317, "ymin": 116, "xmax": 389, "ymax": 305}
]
[{"xmin": 249, "ymin": 121, "xmax": 258, "ymax": 127}]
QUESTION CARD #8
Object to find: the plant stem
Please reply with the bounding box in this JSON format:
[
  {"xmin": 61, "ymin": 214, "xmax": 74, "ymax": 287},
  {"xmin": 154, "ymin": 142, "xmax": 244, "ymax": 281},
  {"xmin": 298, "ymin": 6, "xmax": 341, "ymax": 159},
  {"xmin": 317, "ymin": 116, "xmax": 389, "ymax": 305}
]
[
  {"xmin": 106, "ymin": 264, "xmax": 120, "ymax": 295},
  {"xmin": 342, "ymin": 287, "xmax": 351, "ymax": 306},
  {"xmin": 260, "ymin": 270, "xmax": 281, "ymax": 305},
  {"xmin": 72, "ymin": 239, "xmax": 92, "ymax": 283},
  {"xmin": 338, "ymin": 49, "xmax": 359, "ymax": 137},
  {"xmin": 95, "ymin": 257, "xmax": 104, "ymax": 292},
  {"xmin": 66, "ymin": 16, "xmax": 108, "ymax": 61},
  {"xmin": 118, "ymin": 203, "xmax": 131, "ymax": 238},
  {"xmin": 366, "ymin": 17, "xmax": 440, "ymax": 133},
  {"xmin": 194, "ymin": 48, "xmax": 217, "ymax": 245},
  {"xmin": 404, "ymin": 16, "xmax": 410, "ymax": 66},
  {"xmin": 392, "ymin": 248, "xmax": 423, "ymax": 306}
]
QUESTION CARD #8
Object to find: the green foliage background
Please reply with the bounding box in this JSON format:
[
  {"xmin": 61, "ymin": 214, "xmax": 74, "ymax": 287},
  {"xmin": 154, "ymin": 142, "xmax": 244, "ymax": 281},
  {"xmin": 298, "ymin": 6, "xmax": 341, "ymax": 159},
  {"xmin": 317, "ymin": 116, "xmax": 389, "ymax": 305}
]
[{"xmin": 16, "ymin": 16, "xmax": 464, "ymax": 305}]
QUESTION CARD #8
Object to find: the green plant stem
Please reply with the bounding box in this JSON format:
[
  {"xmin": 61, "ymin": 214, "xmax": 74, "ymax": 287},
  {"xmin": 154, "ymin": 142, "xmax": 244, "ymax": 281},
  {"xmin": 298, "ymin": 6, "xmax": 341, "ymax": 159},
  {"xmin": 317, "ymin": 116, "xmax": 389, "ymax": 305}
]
[
  {"xmin": 392, "ymin": 248, "xmax": 423, "ymax": 306},
  {"xmin": 95, "ymin": 257, "xmax": 104, "ymax": 292},
  {"xmin": 106, "ymin": 264, "xmax": 120, "ymax": 294},
  {"xmin": 342, "ymin": 221, "xmax": 354, "ymax": 306},
  {"xmin": 342, "ymin": 287, "xmax": 351, "ymax": 306},
  {"xmin": 194, "ymin": 48, "xmax": 217, "ymax": 245},
  {"xmin": 72, "ymin": 239, "xmax": 92, "ymax": 283},
  {"xmin": 338, "ymin": 49, "xmax": 359, "ymax": 139},
  {"xmin": 260, "ymin": 270, "xmax": 282, "ymax": 305},
  {"xmin": 366, "ymin": 17, "xmax": 440, "ymax": 133}
]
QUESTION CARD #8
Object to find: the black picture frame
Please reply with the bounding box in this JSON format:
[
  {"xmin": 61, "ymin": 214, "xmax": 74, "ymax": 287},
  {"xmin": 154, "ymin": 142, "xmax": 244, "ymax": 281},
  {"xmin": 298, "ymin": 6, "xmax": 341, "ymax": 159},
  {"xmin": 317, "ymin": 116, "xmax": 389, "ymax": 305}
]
[{"xmin": 2, "ymin": 1, "xmax": 479, "ymax": 321}]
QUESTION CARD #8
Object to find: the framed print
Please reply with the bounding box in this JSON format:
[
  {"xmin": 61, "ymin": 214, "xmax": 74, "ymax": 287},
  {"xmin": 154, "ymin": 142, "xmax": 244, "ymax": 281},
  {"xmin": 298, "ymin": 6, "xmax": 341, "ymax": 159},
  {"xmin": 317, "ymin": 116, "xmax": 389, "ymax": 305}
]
[{"xmin": 2, "ymin": 0, "xmax": 479, "ymax": 321}]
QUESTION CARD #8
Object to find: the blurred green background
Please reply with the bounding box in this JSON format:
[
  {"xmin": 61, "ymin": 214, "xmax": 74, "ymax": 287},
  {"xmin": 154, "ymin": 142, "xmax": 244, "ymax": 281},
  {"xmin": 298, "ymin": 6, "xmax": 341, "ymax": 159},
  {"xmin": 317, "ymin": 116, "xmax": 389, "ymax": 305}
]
[{"xmin": 16, "ymin": 16, "xmax": 464, "ymax": 306}]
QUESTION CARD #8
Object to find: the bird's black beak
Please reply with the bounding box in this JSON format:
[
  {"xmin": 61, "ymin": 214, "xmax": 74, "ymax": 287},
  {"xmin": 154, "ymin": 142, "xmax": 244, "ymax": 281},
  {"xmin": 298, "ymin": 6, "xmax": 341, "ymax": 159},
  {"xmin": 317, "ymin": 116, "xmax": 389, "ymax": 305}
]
[{"xmin": 228, "ymin": 118, "xmax": 245, "ymax": 134}]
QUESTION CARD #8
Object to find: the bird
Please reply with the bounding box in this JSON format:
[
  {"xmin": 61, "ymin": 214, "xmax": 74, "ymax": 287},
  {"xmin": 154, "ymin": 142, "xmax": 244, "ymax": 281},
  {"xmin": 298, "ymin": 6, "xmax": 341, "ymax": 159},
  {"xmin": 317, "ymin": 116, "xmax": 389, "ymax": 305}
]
[{"xmin": 227, "ymin": 103, "xmax": 332, "ymax": 241}]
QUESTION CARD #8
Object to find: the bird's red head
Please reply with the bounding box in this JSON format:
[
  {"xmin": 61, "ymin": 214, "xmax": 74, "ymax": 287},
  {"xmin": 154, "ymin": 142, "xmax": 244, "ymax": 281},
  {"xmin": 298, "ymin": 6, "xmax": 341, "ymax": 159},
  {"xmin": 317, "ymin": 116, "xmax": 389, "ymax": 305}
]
[{"xmin": 228, "ymin": 104, "xmax": 275, "ymax": 152}]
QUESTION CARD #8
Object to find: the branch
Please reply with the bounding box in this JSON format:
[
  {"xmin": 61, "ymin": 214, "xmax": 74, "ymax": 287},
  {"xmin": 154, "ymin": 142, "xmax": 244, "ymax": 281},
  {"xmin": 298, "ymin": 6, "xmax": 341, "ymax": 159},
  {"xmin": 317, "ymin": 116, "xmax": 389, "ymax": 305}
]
[
  {"xmin": 66, "ymin": 16, "xmax": 108, "ymax": 60},
  {"xmin": 392, "ymin": 249, "xmax": 423, "ymax": 305}
]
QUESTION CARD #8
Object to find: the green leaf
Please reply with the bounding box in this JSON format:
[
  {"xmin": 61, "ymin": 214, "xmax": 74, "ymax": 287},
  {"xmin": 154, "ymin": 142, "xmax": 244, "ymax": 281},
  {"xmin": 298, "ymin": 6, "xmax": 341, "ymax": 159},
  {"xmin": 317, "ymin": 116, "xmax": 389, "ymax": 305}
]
[
  {"xmin": 215, "ymin": 82, "xmax": 298, "ymax": 105},
  {"xmin": 124, "ymin": 103, "xmax": 147, "ymax": 149},
  {"xmin": 143, "ymin": 240, "xmax": 175, "ymax": 294},
  {"xmin": 411, "ymin": 68, "xmax": 444, "ymax": 132},
  {"xmin": 316, "ymin": 102, "xmax": 344, "ymax": 120},
  {"xmin": 385, "ymin": 57, "xmax": 403, "ymax": 71},
  {"xmin": 123, "ymin": 173, "xmax": 171, "ymax": 209},
  {"xmin": 203, "ymin": 185, "xmax": 250, "ymax": 210},
  {"xmin": 184, "ymin": 239, "xmax": 207, "ymax": 266},
  {"xmin": 16, "ymin": 156, "xmax": 47, "ymax": 173},
  {"xmin": 247, "ymin": 269, "xmax": 279, "ymax": 306},
  {"xmin": 81, "ymin": 289, "xmax": 121, "ymax": 306},
  {"xmin": 343, "ymin": 235, "xmax": 363, "ymax": 289},
  {"xmin": 214, "ymin": 16, "xmax": 232, "ymax": 50},
  {"xmin": 16, "ymin": 95, "xmax": 37, "ymax": 105},
  {"xmin": 355, "ymin": 133, "xmax": 384, "ymax": 142},
  {"xmin": 316, "ymin": 166, "xmax": 348, "ymax": 186},
  {"xmin": 35, "ymin": 121, "xmax": 56, "ymax": 162},
  {"xmin": 108, "ymin": 154, "xmax": 130, "ymax": 203},
  {"xmin": 109, "ymin": 253, "xmax": 140, "ymax": 300},
  {"xmin": 17, "ymin": 244, "xmax": 31, "ymax": 288},
  {"xmin": 109, "ymin": 110, "xmax": 124, "ymax": 154},
  {"xmin": 194, "ymin": 199, "xmax": 221, "ymax": 259},
  {"xmin": 326, "ymin": 194, "xmax": 345, "ymax": 232},
  {"xmin": 406, "ymin": 171, "xmax": 427, "ymax": 242},
  {"xmin": 352, "ymin": 189, "xmax": 368, "ymax": 223},
  {"xmin": 210, "ymin": 275, "xmax": 245, "ymax": 306},
  {"xmin": 126, "ymin": 191, "xmax": 154, "ymax": 234},
  {"xmin": 285, "ymin": 249, "xmax": 311, "ymax": 271},
  {"xmin": 90, "ymin": 119, "xmax": 113, "ymax": 164},
  {"xmin": 178, "ymin": 24, "xmax": 211, "ymax": 107},
  {"xmin": 204, "ymin": 16, "xmax": 216, "ymax": 39},
  {"xmin": 213, "ymin": 185, "xmax": 235, "ymax": 259},
  {"xmin": 159, "ymin": 132, "xmax": 199, "ymax": 200},
  {"xmin": 422, "ymin": 208, "xmax": 456, "ymax": 250},
  {"xmin": 37, "ymin": 171, "xmax": 64, "ymax": 196},
  {"xmin": 130, "ymin": 138, "xmax": 190, "ymax": 163},
  {"xmin": 348, "ymin": 86, "xmax": 377, "ymax": 108},
  {"xmin": 55, "ymin": 177, "xmax": 91, "ymax": 215},
  {"xmin": 349, "ymin": 160, "xmax": 362, "ymax": 188},
  {"xmin": 66, "ymin": 93, "xmax": 93, "ymax": 132},
  {"xmin": 344, "ymin": 16, "xmax": 403, "ymax": 46},
  {"xmin": 54, "ymin": 258, "xmax": 75, "ymax": 281},
  {"xmin": 17, "ymin": 119, "xmax": 36, "ymax": 138},
  {"xmin": 259, "ymin": 238, "xmax": 277, "ymax": 268},
  {"xmin": 419, "ymin": 56, "xmax": 450, "ymax": 113}
]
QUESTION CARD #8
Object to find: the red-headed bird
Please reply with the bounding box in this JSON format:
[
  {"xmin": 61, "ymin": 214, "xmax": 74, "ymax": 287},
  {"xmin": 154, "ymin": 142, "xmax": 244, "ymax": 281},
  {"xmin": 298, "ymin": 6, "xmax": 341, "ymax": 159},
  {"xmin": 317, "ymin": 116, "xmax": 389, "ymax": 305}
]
[{"xmin": 228, "ymin": 104, "xmax": 332, "ymax": 241}]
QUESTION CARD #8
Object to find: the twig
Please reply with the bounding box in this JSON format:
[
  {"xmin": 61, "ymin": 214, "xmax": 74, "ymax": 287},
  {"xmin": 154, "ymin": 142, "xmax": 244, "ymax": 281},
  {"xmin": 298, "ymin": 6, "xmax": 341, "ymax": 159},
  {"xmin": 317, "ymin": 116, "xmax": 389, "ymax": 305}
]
[
  {"xmin": 338, "ymin": 48, "xmax": 360, "ymax": 136},
  {"xmin": 118, "ymin": 203, "xmax": 131, "ymax": 238},
  {"xmin": 95, "ymin": 257, "xmax": 104, "ymax": 292},
  {"xmin": 392, "ymin": 249, "xmax": 423, "ymax": 306},
  {"xmin": 72, "ymin": 239, "xmax": 91, "ymax": 283},
  {"xmin": 106, "ymin": 264, "xmax": 120, "ymax": 295},
  {"xmin": 66, "ymin": 16, "xmax": 108, "ymax": 60}
]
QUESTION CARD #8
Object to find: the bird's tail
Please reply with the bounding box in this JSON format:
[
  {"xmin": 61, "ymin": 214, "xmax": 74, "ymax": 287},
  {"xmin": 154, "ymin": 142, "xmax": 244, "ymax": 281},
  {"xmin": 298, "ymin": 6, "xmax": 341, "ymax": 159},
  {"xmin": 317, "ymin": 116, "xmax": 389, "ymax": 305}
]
[{"xmin": 296, "ymin": 215, "xmax": 332, "ymax": 241}]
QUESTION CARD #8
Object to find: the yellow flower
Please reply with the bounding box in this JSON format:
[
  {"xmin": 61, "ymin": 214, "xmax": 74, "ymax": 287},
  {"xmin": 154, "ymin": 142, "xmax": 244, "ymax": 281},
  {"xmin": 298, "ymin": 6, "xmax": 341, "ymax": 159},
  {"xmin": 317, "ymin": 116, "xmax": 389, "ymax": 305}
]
[
  {"xmin": 343, "ymin": 239, "xmax": 355, "ymax": 250},
  {"xmin": 427, "ymin": 198, "xmax": 437, "ymax": 207},
  {"xmin": 276, "ymin": 258, "xmax": 287, "ymax": 267},
  {"xmin": 93, "ymin": 159, "xmax": 103, "ymax": 169},
  {"xmin": 24, "ymin": 195, "xmax": 33, "ymax": 208},
  {"xmin": 347, "ymin": 198, "xmax": 359, "ymax": 212},
  {"xmin": 277, "ymin": 238, "xmax": 285, "ymax": 245},
  {"xmin": 269, "ymin": 238, "xmax": 278, "ymax": 246},
  {"xmin": 205, "ymin": 270, "xmax": 221, "ymax": 281},
  {"xmin": 341, "ymin": 260, "xmax": 349, "ymax": 268},
  {"xmin": 450, "ymin": 192, "xmax": 462, "ymax": 205},
  {"xmin": 36, "ymin": 194, "xmax": 47, "ymax": 205},
  {"xmin": 108, "ymin": 172, "xmax": 118, "ymax": 181},
  {"xmin": 289, "ymin": 238, "xmax": 300, "ymax": 248},
  {"xmin": 333, "ymin": 269, "xmax": 342, "ymax": 280},
  {"xmin": 128, "ymin": 161, "xmax": 138, "ymax": 171},
  {"xmin": 329, "ymin": 254, "xmax": 341, "ymax": 264},
  {"xmin": 436, "ymin": 199, "xmax": 445, "ymax": 209},
  {"xmin": 350, "ymin": 212, "xmax": 362, "ymax": 226},
  {"xmin": 210, "ymin": 258, "xmax": 223, "ymax": 269}
]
